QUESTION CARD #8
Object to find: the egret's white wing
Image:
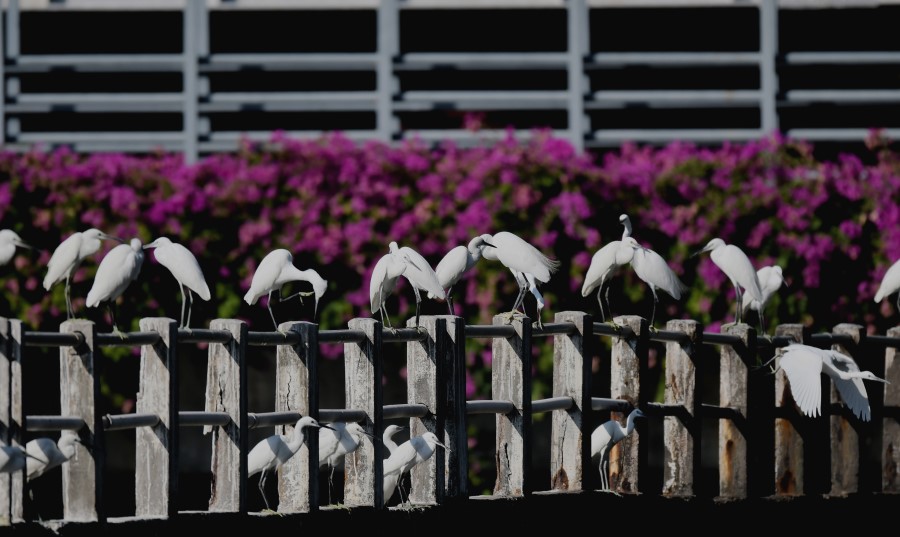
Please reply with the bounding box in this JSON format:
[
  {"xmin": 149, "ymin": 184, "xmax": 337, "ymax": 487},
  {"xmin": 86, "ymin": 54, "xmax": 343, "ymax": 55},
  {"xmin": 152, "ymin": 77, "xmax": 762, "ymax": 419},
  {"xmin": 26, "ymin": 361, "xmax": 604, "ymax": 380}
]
[
  {"xmin": 398, "ymin": 246, "xmax": 445, "ymax": 299},
  {"xmin": 779, "ymin": 345, "xmax": 824, "ymax": 418},
  {"xmin": 630, "ymin": 246, "xmax": 687, "ymax": 300},
  {"xmin": 434, "ymin": 245, "xmax": 469, "ymax": 289},
  {"xmin": 318, "ymin": 424, "xmax": 343, "ymax": 468},
  {"xmin": 245, "ymin": 249, "xmax": 289, "ymax": 305},
  {"xmin": 492, "ymin": 231, "xmax": 560, "ymax": 283},
  {"xmin": 155, "ymin": 242, "xmax": 211, "ymax": 300},
  {"xmin": 582, "ymin": 241, "xmax": 623, "ymax": 297},
  {"xmin": 824, "ymin": 351, "xmax": 872, "ymax": 422},
  {"xmin": 86, "ymin": 243, "xmax": 140, "ymax": 307},
  {"xmin": 370, "ymin": 254, "xmax": 401, "ymax": 314},
  {"xmin": 44, "ymin": 233, "xmax": 82, "ymax": 290},
  {"xmin": 717, "ymin": 244, "xmax": 763, "ymax": 302}
]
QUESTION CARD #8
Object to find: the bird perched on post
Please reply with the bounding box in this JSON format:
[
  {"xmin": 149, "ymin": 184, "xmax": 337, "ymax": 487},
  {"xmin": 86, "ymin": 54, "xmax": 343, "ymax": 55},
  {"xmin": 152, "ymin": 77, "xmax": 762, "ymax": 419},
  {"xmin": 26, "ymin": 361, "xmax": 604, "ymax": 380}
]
[
  {"xmin": 389, "ymin": 242, "xmax": 445, "ymax": 328},
  {"xmin": 244, "ymin": 249, "xmax": 327, "ymax": 331},
  {"xmin": 621, "ymin": 237, "xmax": 687, "ymax": 328},
  {"xmin": 741, "ymin": 264, "xmax": 786, "ymax": 335},
  {"xmin": 144, "ymin": 237, "xmax": 211, "ymax": 329},
  {"xmin": 775, "ymin": 343, "xmax": 889, "ymax": 422},
  {"xmin": 482, "ymin": 231, "xmax": 560, "ymax": 328},
  {"xmin": 25, "ymin": 432, "xmax": 81, "ymax": 481},
  {"xmin": 0, "ymin": 229, "xmax": 34, "ymax": 267},
  {"xmin": 318, "ymin": 421, "xmax": 374, "ymax": 497},
  {"xmin": 43, "ymin": 228, "xmax": 123, "ymax": 319},
  {"xmin": 694, "ymin": 238, "xmax": 762, "ymax": 325},
  {"xmin": 582, "ymin": 214, "xmax": 634, "ymax": 323},
  {"xmin": 247, "ymin": 416, "xmax": 332, "ymax": 511},
  {"xmin": 383, "ymin": 431, "xmax": 447, "ymax": 505},
  {"xmin": 429, "ymin": 235, "xmax": 495, "ymax": 314},
  {"xmin": 370, "ymin": 242, "xmax": 443, "ymax": 330},
  {"xmin": 591, "ymin": 408, "xmax": 645, "ymax": 491},
  {"xmin": 86, "ymin": 237, "xmax": 144, "ymax": 335}
]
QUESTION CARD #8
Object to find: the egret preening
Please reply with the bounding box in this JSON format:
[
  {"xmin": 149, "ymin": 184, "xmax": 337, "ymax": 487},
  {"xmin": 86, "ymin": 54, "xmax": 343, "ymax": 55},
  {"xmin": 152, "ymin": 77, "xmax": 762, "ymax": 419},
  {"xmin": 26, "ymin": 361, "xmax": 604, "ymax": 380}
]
[
  {"xmin": 694, "ymin": 238, "xmax": 762, "ymax": 325},
  {"xmin": 383, "ymin": 431, "xmax": 447, "ymax": 505},
  {"xmin": 481, "ymin": 242, "xmax": 544, "ymax": 317},
  {"xmin": 244, "ymin": 249, "xmax": 327, "ymax": 331},
  {"xmin": 43, "ymin": 228, "xmax": 123, "ymax": 319},
  {"xmin": 430, "ymin": 235, "xmax": 495, "ymax": 314},
  {"xmin": 874, "ymin": 258, "xmax": 900, "ymax": 314},
  {"xmin": 318, "ymin": 421, "xmax": 373, "ymax": 502},
  {"xmin": 389, "ymin": 242, "xmax": 445, "ymax": 328},
  {"xmin": 247, "ymin": 416, "xmax": 332, "ymax": 511},
  {"xmin": 85, "ymin": 237, "xmax": 144, "ymax": 335},
  {"xmin": 482, "ymin": 231, "xmax": 560, "ymax": 328},
  {"xmin": 775, "ymin": 343, "xmax": 888, "ymax": 422},
  {"xmin": 144, "ymin": 237, "xmax": 211, "ymax": 329},
  {"xmin": 624, "ymin": 237, "xmax": 688, "ymax": 328},
  {"xmin": 25, "ymin": 432, "xmax": 81, "ymax": 481},
  {"xmin": 741, "ymin": 265, "xmax": 786, "ymax": 335},
  {"xmin": 0, "ymin": 229, "xmax": 34, "ymax": 266},
  {"xmin": 591, "ymin": 408, "xmax": 645, "ymax": 491}
]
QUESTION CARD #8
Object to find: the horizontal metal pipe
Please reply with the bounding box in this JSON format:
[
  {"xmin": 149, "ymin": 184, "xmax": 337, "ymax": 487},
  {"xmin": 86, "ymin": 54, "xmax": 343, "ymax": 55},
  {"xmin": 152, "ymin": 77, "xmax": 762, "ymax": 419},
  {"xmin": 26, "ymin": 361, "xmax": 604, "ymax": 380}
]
[
  {"xmin": 532, "ymin": 396, "xmax": 573, "ymax": 413},
  {"xmin": 592, "ymin": 322, "xmax": 636, "ymax": 339},
  {"xmin": 25, "ymin": 416, "xmax": 86, "ymax": 431},
  {"xmin": 103, "ymin": 413, "xmax": 160, "ymax": 431},
  {"xmin": 809, "ymin": 332, "xmax": 856, "ymax": 346},
  {"xmin": 464, "ymin": 324, "xmax": 517, "ymax": 338},
  {"xmin": 590, "ymin": 398, "xmax": 632, "ymax": 412},
  {"xmin": 649, "ymin": 330, "xmax": 692, "ymax": 344},
  {"xmin": 702, "ymin": 332, "xmax": 743, "ymax": 346},
  {"xmin": 178, "ymin": 329, "xmax": 233, "ymax": 344},
  {"xmin": 318, "ymin": 329, "xmax": 367, "ymax": 343},
  {"xmin": 179, "ymin": 411, "xmax": 231, "ymax": 427},
  {"xmin": 248, "ymin": 411, "xmax": 301, "ymax": 429},
  {"xmin": 383, "ymin": 403, "xmax": 429, "ymax": 420},
  {"xmin": 864, "ymin": 334, "xmax": 900, "ymax": 348},
  {"xmin": 466, "ymin": 400, "xmax": 515, "ymax": 415},
  {"xmin": 246, "ymin": 331, "xmax": 301, "ymax": 346},
  {"xmin": 700, "ymin": 404, "xmax": 743, "ymax": 420},
  {"xmin": 96, "ymin": 331, "xmax": 161, "ymax": 347},
  {"xmin": 532, "ymin": 323, "xmax": 577, "ymax": 337},
  {"xmin": 757, "ymin": 335, "xmax": 798, "ymax": 348},
  {"xmin": 24, "ymin": 332, "xmax": 84, "ymax": 347},
  {"xmin": 643, "ymin": 402, "xmax": 684, "ymax": 416},
  {"xmin": 319, "ymin": 408, "xmax": 368, "ymax": 423},
  {"xmin": 382, "ymin": 328, "xmax": 427, "ymax": 343}
]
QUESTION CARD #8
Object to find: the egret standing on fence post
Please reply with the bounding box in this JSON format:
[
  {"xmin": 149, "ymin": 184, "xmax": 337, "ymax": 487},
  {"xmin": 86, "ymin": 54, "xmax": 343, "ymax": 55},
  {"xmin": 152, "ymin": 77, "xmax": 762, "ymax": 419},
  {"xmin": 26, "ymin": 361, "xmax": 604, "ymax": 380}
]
[
  {"xmin": 244, "ymin": 249, "xmax": 328, "ymax": 331},
  {"xmin": 383, "ymin": 431, "xmax": 448, "ymax": 505},
  {"xmin": 0, "ymin": 229, "xmax": 34, "ymax": 267},
  {"xmin": 430, "ymin": 235, "xmax": 495, "ymax": 314},
  {"xmin": 389, "ymin": 242, "xmax": 445, "ymax": 329},
  {"xmin": 144, "ymin": 237, "xmax": 211, "ymax": 329},
  {"xmin": 693, "ymin": 238, "xmax": 762, "ymax": 325},
  {"xmin": 247, "ymin": 416, "xmax": 332, "ymax": 511},
  {"xmin": 581, "ymin": 214, "xmax": 634, "ymax": 323},
  {"xmin": 318, "ymin": 421, "xmax": 373, "ymax": 503},
  {"xmin": 741, "ymin": 264, "xmax": 786, "ymax": 335},
  {"xmin": 86, "ymin": 237, "xmax": 144, "ymax": 336},
  {"xmin": 591, "ymin": 408, "xmax": 645, "ymax": 491},
  {"xmin": 624, "ymin": 237, "xmax": 688, "ymax": 329},
  {"xmin": 874, "ymin": 257, "xmax": 900, "ymax": 315},
  {"xmin": 43, "ymin": 228, "xmax": 123, "ymax": 319}
]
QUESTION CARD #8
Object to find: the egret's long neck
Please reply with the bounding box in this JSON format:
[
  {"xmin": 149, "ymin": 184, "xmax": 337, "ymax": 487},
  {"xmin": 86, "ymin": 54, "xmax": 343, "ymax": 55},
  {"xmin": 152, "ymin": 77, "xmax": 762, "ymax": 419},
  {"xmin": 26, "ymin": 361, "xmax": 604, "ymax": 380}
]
[
  {"xmin": 624, "ymin": 413, "xmax": 639, "ymax": 436},
  {"xmin": 288, "ymin": 426, "xmax": 307, "ymax": 452}
]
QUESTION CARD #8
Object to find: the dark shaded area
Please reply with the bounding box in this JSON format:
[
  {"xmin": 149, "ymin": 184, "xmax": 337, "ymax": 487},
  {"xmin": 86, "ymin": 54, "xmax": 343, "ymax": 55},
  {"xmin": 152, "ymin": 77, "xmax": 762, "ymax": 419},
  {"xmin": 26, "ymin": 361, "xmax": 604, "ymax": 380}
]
[
  {"xmin": 401, "ymin": 9, "xmax": 566, "ymax": 53},
  {"xmin": 209, "ymin": 10, "xmax": 376, "ymax": 53},
  {"xmin": 779, "ymin": 6, "xmax": 900, "ymax": 52},
  {"xmin": 20, "ymin": 12, "xmax": 183, "ymax": 54},
  {"xmin": 591, "ymin": 8, "xmax": 759, "ymax": 52}
]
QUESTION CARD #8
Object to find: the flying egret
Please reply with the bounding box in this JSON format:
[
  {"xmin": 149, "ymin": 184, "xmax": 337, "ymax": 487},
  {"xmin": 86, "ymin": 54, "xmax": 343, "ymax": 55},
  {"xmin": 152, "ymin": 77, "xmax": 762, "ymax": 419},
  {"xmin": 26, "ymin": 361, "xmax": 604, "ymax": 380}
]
[
  {"xmin": 244, "ymin": 249, "xmax": 327, "ymax": 331},
  {"xmin": 318, "ymin": 421, "xmax": 373, "ymax": 502},
  {"xmin": 0, "ymin": 229, "xmax": 34, "ymax": 266},
  {"xmin": 775, "ymin": 343, "xmax": 888, "ymax": 422},
  {"xmin": 591, "ymin": 408, "xmax": 645, "ymax": 491},
  {"xmin": 247, "ymin": 416, "xmax": 332, "ymax": 511},
  {"xmin": 874, "ymin": 258, "xmax": 900, "ymax": 315},
  {"xmin": 694, "ymin": 238, "xmax": 763, "ymax": 325},
  {"xmin": 581, "ymin": 214, "xmax": 639, "ymax": 322},
  {"xmin": 389, "ymin": 242, "xmax": 445, "ymax": 328},
  {"xmin": 85, "ymin": 238, "xmax": 144, "ymax": 335},
  {"xmin": 624, "ymin": 237, "xmax": 688, "ymax": 328},
  {"xmin": 383, "ymin": 431, "xmax": 447, "ymax": 505},
  {"xmin": 482, "ymin": 231, "xmax": 560, "ymax": 328},
  {"xmin": 381, "ymin": 424, "xmax": 407, "ymax": 504},
  {"xmin": 25, "ymin": 432, "xmax": 81, "ymax": 481},
  {"xmin": 741, "ymin": 265, "xmax": 786, "ymax": 335},
  {"xmin": 144, "ymin": 237, "xmax": 211, "ymax": 329},
  {"xmin": 429, "ymin": 235, "xmax": 495, "ymax": 314},
  {"xmin": 43, "ymin": 228, "xmax": 123, "ymax": 319}
]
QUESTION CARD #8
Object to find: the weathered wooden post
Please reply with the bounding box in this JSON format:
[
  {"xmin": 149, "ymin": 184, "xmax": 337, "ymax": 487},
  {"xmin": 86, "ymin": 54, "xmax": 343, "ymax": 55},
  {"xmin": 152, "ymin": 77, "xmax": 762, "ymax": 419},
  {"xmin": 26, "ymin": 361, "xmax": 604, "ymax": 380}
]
[
  {"xmin": 204, "ymin": 319, "xmax": 247, "ymax": 513},
  {"xmin": 719, "ymin": 323, "xmax": 754, "ymax": 499},
  {"xmin": 406, "ymin": 316, "xmax": 446, "ymax": 505},
  {"xmin": 884, "ymin": 326, "xmax": 900, "ymax": 493},
  {"xmin": 609, "ymin": 314, "xmax": 645, "ymax": 493},
  {"xmin": 0, "ymin": 318, "xmax": 24, "ymax": 525},
  {"xmin": 439, "ymin": 315, "xmax": 467, "ymax": 500},
  {"xmin": 830, "ymin": 323, "xmax": 864, "ymax": 496},
  {"xmin": 276, "ymin": 321, "xmax": 319, "ymax": 513},
  {"xmin": 492, "ymin": 314, "xmax": 532, "ymax": 497},
  {"xmin": 774, "ymin": 323, "xmax": 807, "ymax": 496},
  {"xmin": 60, "ymin": 319, "xmax": 103, "ymax": 522},
  {"xmin": 550, "ymin": 311, "xmax": 592, "ymax": 492},
  {"xmin": 663, "ymin": 319, "xmax": 701, "ymax": 497},
  {"xmin": 343, "ymin": 318, "xmax": 382, "ymax": 508},
  {"xmin": 136, "ymin": 318, "xmax": 179, "ymax": 518}
]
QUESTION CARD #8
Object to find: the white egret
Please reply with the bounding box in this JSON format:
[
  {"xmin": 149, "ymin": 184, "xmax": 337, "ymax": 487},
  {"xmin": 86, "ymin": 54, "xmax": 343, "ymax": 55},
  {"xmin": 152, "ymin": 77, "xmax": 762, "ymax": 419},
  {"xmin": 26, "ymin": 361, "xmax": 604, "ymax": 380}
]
[
  {"xmin": 85, "ymin": 238, "xmax": 144, "ymax": 335},
  {"xmin": 43, "ymin": 228, "xmax": 123, "ymax": 319},
  {"xmin": 25, "ymin": 432, "xmax": 81, "ymax": 481},
  {"xmin": 741, "ymin": 265, "xmax": 786, "ymax": 335},
  {"xmin": 482, "ymin": 231, "xmax": 560, "ymax": 328},
  {"xmin": 776, "ymin": 343, "xmax": 888, "ymax": 422},
  {"xmin": 382, "ymin": 424, "xmax": 406, "ymax": 455},
  {"xmin": 694, "ymin": 238, "xmax": 763, "ymax": 325},
  {"xmin": 0, "ymin": 444, "xmax": 30, "ymax": 473},
  {"xmin": 318, "ymin": 421, "xmax": 373, "ymax": 502},
  {"xmin": 369, "ymin": 248, "xmax": 409, "ymax": 330},
  {"xmin": 247, "ymin": 416, "xmax": 332, "ymax": 511},
  {"xmin": 624, "ymin": 237, "xmax": 688, "ymax": 328},
  {"xmin": 389, "ymin": 242, "xmax": 445, "ymax": 328},
  {"xmin": 591, "ymin": 408, "xmax": 644, "ymax": 491},
  {"xmin": 429, "ymin": 235, "xmax": 495, "ymax": 314},
  {"xmin": 0, "ymin": 229, "xmax": 34, "ymax": 266},
  {"xmin": 244, "ymin": 249, "xmax": 327, "ymax": 331},
  {"xmin": 874, "ymin": 258, "xmax": 900, "ymax": 314},
  {"xmin": 580, "ymin": 214, "xmax": 643, "ymax": 322},
  {"xmin": 383, "ymin": 431, "xmax": 447, "ymax": 505},
  {"xmin": 381, "ymin": 424, "xmax": 407, "ymax": 504},
  {"xmin": 481, "ymin": 242, "xmax": 543, "ymax": 317},
  {"xmin": 144, "ymin": 237, "xmax": 211, "ymax": 329}
]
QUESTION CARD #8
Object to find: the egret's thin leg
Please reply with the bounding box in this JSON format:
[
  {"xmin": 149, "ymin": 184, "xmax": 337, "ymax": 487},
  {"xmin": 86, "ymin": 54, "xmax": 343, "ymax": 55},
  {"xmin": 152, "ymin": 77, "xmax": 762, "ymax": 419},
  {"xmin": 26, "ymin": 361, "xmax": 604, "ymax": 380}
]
[
  {"xmin": 64, "ymin": 276, "xmax": 73, "ymax": 320},
  {"xmin": 759, "ymin": 308, "xmax": 767, "ymax": 337},
  {"xmin": 649, "ymin": 286, "xmax": 659, "ymax": 328},
  {"xmin": 604, "ymin": 285, "xmax": 613, "ymax": 323},
  {"xmin": 446, "ymin": 286, "xmax": 454, "ymax": 315},
  {"xmin": 266, "ymin": 290, "xmax": 278, "ymax": 331},
  {"xmin": 412, "ymin": 285, "xmax": 422, "ymax": 328},
  {"xmin": 596, "ymin": 285, "xmax": 606, "ymax": 322},
  {"xmin": 186, "ymin": 289, "xmax": 194, "ymax": 329},
  {"xmin": 511, "ymin": 279, "xmax": 527, "ymax": 313},
  {"xmin": 179, "ymin": 282, "xmax": 187, "ymax": 329},
  {"xmin": 259, "ymin": 470, "xmax": 270, "ymax": 511},
  {"xmin": 733, "ymin": 285, "xmax": 742, "ymax": 324}
]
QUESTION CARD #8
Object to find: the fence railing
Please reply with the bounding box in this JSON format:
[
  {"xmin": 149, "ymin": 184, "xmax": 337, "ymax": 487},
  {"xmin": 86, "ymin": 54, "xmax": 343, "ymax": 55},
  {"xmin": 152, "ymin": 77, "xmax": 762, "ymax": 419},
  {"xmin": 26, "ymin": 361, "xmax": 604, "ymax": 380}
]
[{"xmin": 0, "ymin": 311, "xmax": 898, "ymax": 526}]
